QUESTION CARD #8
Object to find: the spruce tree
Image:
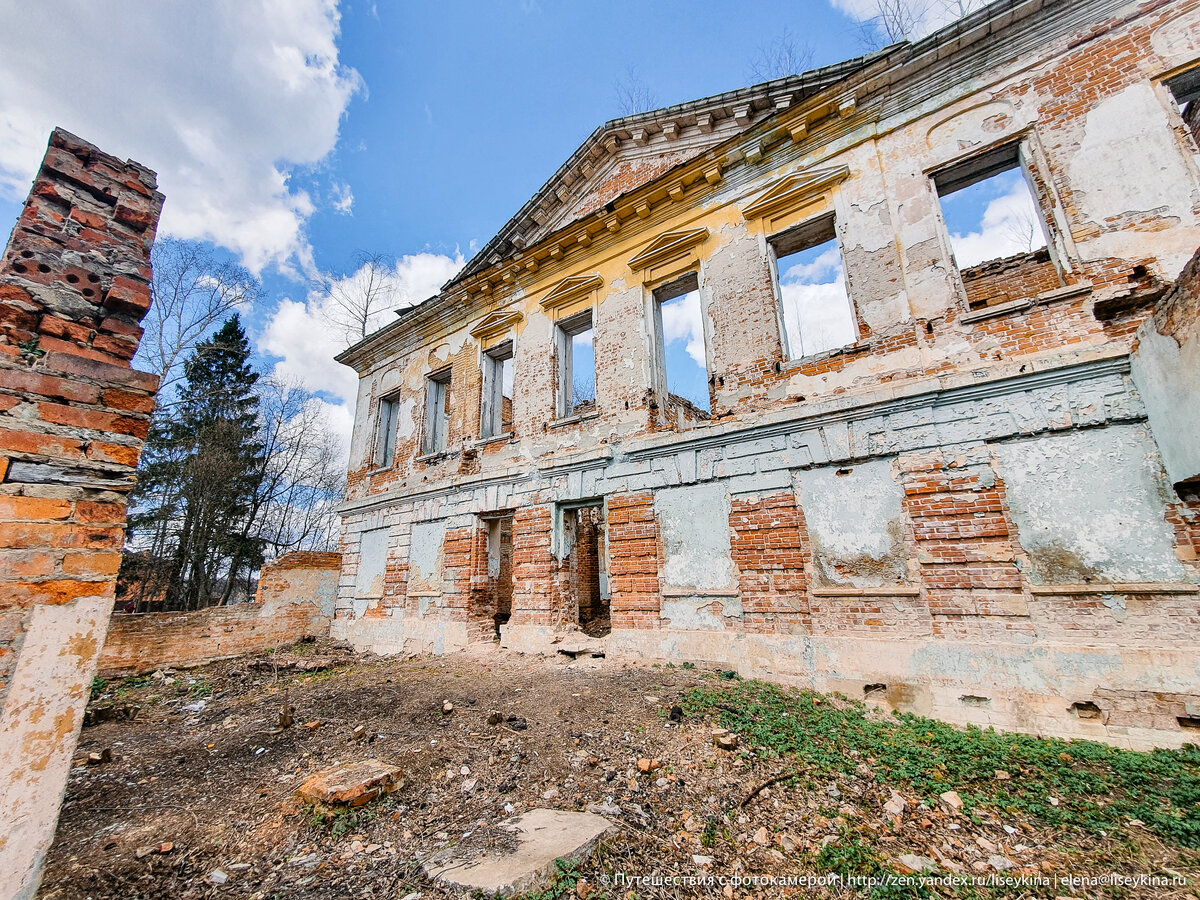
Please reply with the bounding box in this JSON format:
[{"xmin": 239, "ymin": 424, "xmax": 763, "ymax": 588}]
[{"xmin": 128, "ymin": 315, "xmax": 266, "ymax": 610}]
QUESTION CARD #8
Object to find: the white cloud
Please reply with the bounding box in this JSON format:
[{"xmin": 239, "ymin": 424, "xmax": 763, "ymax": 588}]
[
  {"xmin": 779, "ymin": 248, "xmax": 856, "ymax": 357},
  {"xmin": 948, "ymin": 176, "xmax": 1046, "ymax": 268},
  {"xmin": 331, "ymin": 181, "xmax": 354, "ymax": 215},
  {"xmin": 259, "ymin": 251, "xmax": 463, "ymax": 417},
  {"xmin": 659, "ymin": 289, "xmax": 706, "ymax": 367},
  {"xmin": 829, "ymin": 0, "xmax": 985, "ymax": 41},
  {"xmin": 307, "ymin": 395, "xmax": 355, "ymax": 466},
  {"xmin": 0, "ymin": 0, "xmax": 362, "ymax": 275}
]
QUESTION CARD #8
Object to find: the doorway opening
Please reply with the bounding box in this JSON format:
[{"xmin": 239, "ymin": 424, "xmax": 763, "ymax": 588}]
[
  {"xmin": 483, "ymin": 513, "xmax": 513, "ymax": 641},
  {"xmin": 560, "ymin": 502, "xmax": 609, "ymax": 637}
]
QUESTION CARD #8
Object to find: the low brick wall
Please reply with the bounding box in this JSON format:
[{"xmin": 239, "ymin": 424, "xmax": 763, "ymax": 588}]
[{"xmin": 98, "ymin": 551, "xmax": 340, "ymax": 676}]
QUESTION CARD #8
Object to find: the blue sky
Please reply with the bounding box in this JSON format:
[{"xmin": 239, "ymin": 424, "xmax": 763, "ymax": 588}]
[{"xmin": 0, "ymin": 0, "xmax": 988, "ymax": 449}]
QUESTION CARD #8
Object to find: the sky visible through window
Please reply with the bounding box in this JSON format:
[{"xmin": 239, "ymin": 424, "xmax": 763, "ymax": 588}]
[
  {"xmin": 940, "ymin": 168, "xmax": 1046, "ymax": 268},
  {"xmin": 571, "ymin": 327, "xmax": 595, "ymax": 408},
  {"xmin": 778, "ymin": 238, "xmax": 856, "ymax": 359},
  {"xmin": 659, "ymin": 289, "xmax": 710, "ymax": 411}
]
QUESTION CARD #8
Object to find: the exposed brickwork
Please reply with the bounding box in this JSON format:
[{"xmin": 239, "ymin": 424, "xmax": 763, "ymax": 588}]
[
  {"xmin": 728, "ymin": 492, "xmax": 810, "ymax": 633},
  {"xmin": 899, "ymin": 449, "xmax": 1025, "ymax": 625},
  {"xmin": 97, "ymin": 551, "xmax": 340, "ymax": 677},
  {"xmin": 960, "ymin": 248, "xmax": 1062, "ymax": 310},
  {"xmin": 0, "ymin": 129, "xmax": 163, "ymax": 900},
  {"xmin": 0, "ymin": 128, "xmax": 161, "ymax": 684},
  {"xmin": 508, "ymin": 505, "xmax": 560, "ymax": 627},
  {"xmin": 607, "ymin": 492, "xmax": 662, "ymax": 630}
]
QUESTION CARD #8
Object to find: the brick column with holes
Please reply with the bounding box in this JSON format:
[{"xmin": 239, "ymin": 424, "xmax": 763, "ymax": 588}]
[{"xmin": 0, "ymin": 129, "xmax": 162, "ymax": 900}]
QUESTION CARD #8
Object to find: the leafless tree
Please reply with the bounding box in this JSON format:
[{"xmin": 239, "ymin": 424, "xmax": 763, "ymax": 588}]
[
  {"xmin": 854, "ymin": 0, "xmax": 985, "ymax": 49},
  {"xmin": 747, "ymin": 28, "xmax": 814, "ymax": 81},
  {"xmin": 1004, "ymin": 204, "xmax": 1044, "ymax": 255},
  {"xmin": 215, "ymin": 377, "xmax": 345, "ymax": 603},
  {"xmin": 141, "ymin": 238, "xmax": 259, "ymax": 397},
  {"xmin": 614, "ymin": 66, "xmax": 658, "ymax": 117},
  {"xmin": 323, "ymin": 251, "xmax": 399, "ymax": 346}
]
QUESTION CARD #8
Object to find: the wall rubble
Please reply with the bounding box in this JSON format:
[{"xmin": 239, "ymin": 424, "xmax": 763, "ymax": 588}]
[{"xmin": 97, "ymin": 551, "xmax": 341, "ymax": 676}]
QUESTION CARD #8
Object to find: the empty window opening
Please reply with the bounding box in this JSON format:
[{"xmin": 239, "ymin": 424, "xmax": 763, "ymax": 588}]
[
  {"xmin": 481, "ymin": 342, "xmax": 514, "ymax": 439},
  {"xmin": 653, "ymin": 272, "xmax": 711, "ymax": 417},
  {"xmin": 772, "ymin": 214, "xmax": 857, "ymax": 359},
  {"xmin": 561, "ymin": 503, "xmax": 609, "ymax": 637},
  {"xmin": 557, "ymin": 311, "xmax": 595, "ymax": 418},
  {"xmin": 423, "ymin": 369, "xmax": 451, "ymax": 454},
  {"xmin": 934, "ymin": 144, "xmax": 1057, "ymax": 310},
  {"xmin": 482, "ymin": 514, "xmax": 513, "ymax": 642},
  {"xmin": 376, "ymin": 393, "xmax": 400, "ymax": 467},
  {"xmin": 1165, "ymin": 67, "xmax": 1200, "ymax": 149}
]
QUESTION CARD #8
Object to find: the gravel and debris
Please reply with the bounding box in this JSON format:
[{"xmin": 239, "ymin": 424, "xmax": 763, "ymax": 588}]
[{"xmin": 39, "ymin": 639, "xmax": 1200, "ymax": 899}]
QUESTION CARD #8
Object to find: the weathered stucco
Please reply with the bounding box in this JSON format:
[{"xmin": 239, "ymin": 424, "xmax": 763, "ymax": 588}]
[
  {"xmin": 656, "ymin": 483, "xmax": 735, "ymax": 592},
  {"xmin": 993, "ymin": 426, "xmax": 1187, "ymax": 584},
  {"xmin": 796, "ymin": 460, "xmax": 908, "ymax": 588}
]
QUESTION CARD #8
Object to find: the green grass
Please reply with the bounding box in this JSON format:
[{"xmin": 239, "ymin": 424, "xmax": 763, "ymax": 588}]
[{"xmin": 683, "ymin": 677, "xmax": 1200, "ymax": 847}]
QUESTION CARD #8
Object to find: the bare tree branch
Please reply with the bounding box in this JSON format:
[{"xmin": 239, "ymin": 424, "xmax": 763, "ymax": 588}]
[
  {"xmin": 614, "ymin": 66, "xmax": 658, "ymax": 117},
  {"xmin": 323, "ymin": 251, "xmax": 399, "ymax": 346},
  {"xmin": 141, "ymin": 238, "xmax": 259, "ymax": 397},
  {"xmin": 747, "ymin": 28, "xmax": 814, "ymax": 81}
]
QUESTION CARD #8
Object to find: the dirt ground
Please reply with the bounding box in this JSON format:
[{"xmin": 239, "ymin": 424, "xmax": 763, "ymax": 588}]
[{"xmin": 39, "ymin": 639, "xmax": 1200, "ymax": 899}]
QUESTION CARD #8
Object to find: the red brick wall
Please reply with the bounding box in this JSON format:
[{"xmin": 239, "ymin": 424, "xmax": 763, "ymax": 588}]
[
  {"xmin": 960, "ymin": 248, "xmax": 1062, "ymax": 310},
  {"xmin": 0, "ymin": 129, "xmax": 162, "ymax": 690},
  {"xmin": 729, "ymin": 492, "xmax": 810, "ymax": 633},
  {"xmin": 607, "ymin": 492, "xmax": 662, "ymax": 630},
  {"xmin": 98, "ymin": 551, "xmax": 340, "ymax": 676}
]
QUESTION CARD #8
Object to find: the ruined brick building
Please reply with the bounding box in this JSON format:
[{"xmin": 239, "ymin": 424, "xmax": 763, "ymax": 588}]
[{"xmin": 335, "ymin": 0, "xmax": 1200, "ymax": 748}]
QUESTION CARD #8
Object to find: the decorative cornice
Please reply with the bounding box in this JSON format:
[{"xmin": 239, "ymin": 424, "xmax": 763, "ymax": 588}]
[
  {"xmin": 628, "ymin": 227, "xmax": 709, "ymax": 272},
  {"xmin": 742, "ymin": 165, "xmax": 850, "ymax": 221},
  {"xmin": 539, "ymin": 273, "xmax": 603, "ymax": 310},
  {"xmin": 469, "ymin": 309, "xmax": 523, "ymax": 339}
]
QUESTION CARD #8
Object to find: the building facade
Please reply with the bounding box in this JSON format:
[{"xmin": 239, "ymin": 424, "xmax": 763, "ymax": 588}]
[{"xmin": 336, "ymin": 0, "xmax": 1200, "ymax": 748}]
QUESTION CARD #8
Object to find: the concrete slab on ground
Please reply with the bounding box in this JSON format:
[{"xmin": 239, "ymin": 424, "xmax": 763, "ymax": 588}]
[{"xmin": 422, "ymin": 808, "xmax": 616, "ymax": 895}]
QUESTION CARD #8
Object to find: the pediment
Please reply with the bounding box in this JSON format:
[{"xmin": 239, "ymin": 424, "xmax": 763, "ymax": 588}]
[
  {"xmin": 469, "ymin": 309, "xmax": 523, "ymax": 338},
  {"xmin": 628, "ymin": 228, "xmax": 709, "ymax": 272},
  {"xmin": 539, "ymin": 274, "xmax": 604, "ymax": 310},
  {"xmin": 742, "ymin": 166, "xmax": 850, "ymax": 221}
]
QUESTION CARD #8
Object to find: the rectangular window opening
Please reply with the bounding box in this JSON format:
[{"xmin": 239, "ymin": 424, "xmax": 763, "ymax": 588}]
[
  {"xmin": 376, "ymin": 393, "xmax": 400, "ymax": 467},
  {"xmin": 771, "ymin": 214, "xmax": 857, "ymax": 360},
  {"xmin": 423, "ymin": 368, "xmax": 451, "ymax": 454},
  {"xmin": 653, "ymin": 272, "xmax": 711, "ymax": 416},
  {"xmin": 934, "ymin": 144, "xmax": 1056, "ymax": 310},
  {"xmin": 1165, "ymin": 67, "xmax": 1200, "ymax": 152},
  {"xmin": 481, "ymin": 342, "xmax": 514, "ymax": 439},
  {"xmin": 557, "ymin": 311, "xmax": 595, "ymax": 419}
]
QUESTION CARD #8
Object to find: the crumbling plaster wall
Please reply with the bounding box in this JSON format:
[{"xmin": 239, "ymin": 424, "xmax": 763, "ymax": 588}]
[
  {"xmin": 336, "ymin": 1, "xmax": 1200, "ymax": 748},
  {"xmin": 0, "ymin": 130, "xmax": 162, "ymax": 900},
  {"xmin": 1132, "ymin": 245, "xmax": 1200, "ymax": 489}
]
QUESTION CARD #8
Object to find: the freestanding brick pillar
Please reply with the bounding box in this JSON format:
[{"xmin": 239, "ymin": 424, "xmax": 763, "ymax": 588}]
[{"xmin": 0, "ymin": 129, "xmax": 163, "ymax": 899}]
